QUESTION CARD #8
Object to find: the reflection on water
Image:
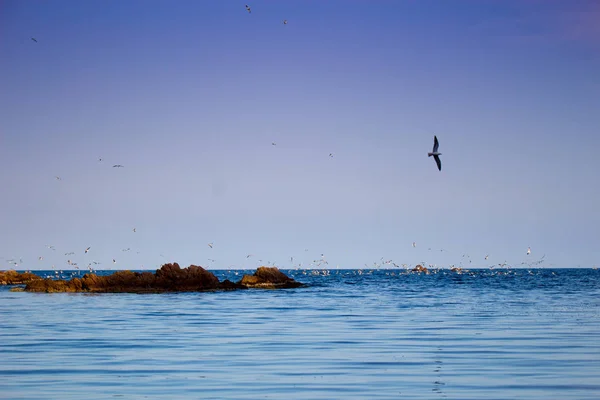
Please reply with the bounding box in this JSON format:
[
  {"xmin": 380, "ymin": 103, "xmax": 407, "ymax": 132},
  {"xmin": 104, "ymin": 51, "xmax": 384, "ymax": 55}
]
[{"xmin": 1, "ymin": 269, "xmax": 599, "ymax": 399}]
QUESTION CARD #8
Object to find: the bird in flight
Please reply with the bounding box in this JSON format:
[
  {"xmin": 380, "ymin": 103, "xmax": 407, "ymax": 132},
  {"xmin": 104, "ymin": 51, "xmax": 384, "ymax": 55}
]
[
  {"xmin": 527, "ymin": 247, "xmax": 531, "ymax": 255},
  {"xmin": 31, "ymin": 37, "xmax": 37, "ymax": 43},
  {"xmin": 412, "ymin": 242, "xmax": 416, "ymax": 248},
  {"xmin": 245, "ymin": 4, "xmax": 251, "ymax": 13},
  {"xmin": 208, "ymin": 243, "xmax": 213, "ymax": 248},
  {"xmin": 272, "ymin": 142, "xmax": 276, "ymax": 146},
  {"xmin": 133, "ymin": 228, "xmax": 136, "ymax": 233},
  {"xmin": 329, "ymin": 153, "xmax": 334, "ymax": 157},
  {"xmin": 428, "ymin": 135, "xmax": 442, "ymax": 171},
  {"xmin": 55, "ymin": 176, "xmax": 62, "ymax": 180},
  {"xmin": 113, "ymin": 164, "xmax": 124, "ymax": 168},
  {"xmin": 85, "ymin": 247, "xmax": 91, "ymax": 254},
  {"xmin": 283, "ymin": 20, "xmax": 288, "ymax": 25}
]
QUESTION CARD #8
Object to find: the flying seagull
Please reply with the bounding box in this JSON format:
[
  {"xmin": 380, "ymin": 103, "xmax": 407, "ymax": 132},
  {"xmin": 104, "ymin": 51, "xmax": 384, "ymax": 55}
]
[
  {"xmin": 245, "ymin": 4, "xmax": 251, "ymax": 13},
  {"xmin": 527, "ymin": 247, "xmax": 531, "ymax": 255},
  {"xmin": 283, "ymin": 20, "xmax": 288, "ymax": 25},
  {"xmin": 133, "ymin": 228, "xmax": 136, "ymax": 233},
  {"xmin": 85, "ymin": 246, "xmax": 91, "ymax": 254},
  {"xmin": 208, "ymin": 243, "xmax": 213, "ymax": 248},
  {"xmin": 113, "ymin": 164, "xmax": 124, "ymax": 168},
  {"xmin": 428, "ymin": 135, "xmax": 442, "ymax": 171},
  {"xmin": 31, "ymin": 37, "xmax": 37, "ymax": 43}
]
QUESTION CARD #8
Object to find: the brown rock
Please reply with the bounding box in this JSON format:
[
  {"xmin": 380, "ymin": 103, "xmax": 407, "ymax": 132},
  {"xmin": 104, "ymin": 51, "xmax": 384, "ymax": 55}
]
[
  {"xmin": 0, "ymin": 270, "xmax": 41, "ymax": 285},
  {"xmin": 23, "ymin": 264, "xmax": 305, "ymax": 293},
  {"xmin": 412, "ymin": 265, "xmax": 429, "ymax": 274},
  {"xmin": 219, "ymin": 279, "xmax": 247, "ymax": 290},
  {"xmin": 238, "ymin": 266, "xmax": 304, "ymax": 289}
]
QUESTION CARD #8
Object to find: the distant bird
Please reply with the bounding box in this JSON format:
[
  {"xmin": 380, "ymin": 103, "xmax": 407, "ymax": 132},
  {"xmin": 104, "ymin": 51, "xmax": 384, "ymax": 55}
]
[
  {"xmin": 527, "ymin": 247, "xmax": 531, "ymax": 255},
  {"xmin": 31, "ymin": 37, "xmax": 37, "ymax": 43},
  {"xmin": 112, "ymin": 259, "xmax": 116, "ymax": 263},
  {"xmin": 245, "ymin": 4, "xmax": 251, "ymax": 13},
  {"xmin": 55, "ymin": 176, "xmax": 61, "ymax": 180},
  {"xmin": 272, "ymin": 142, "xmax": 276, "ymax": 146},
  {"xmin": 208, "ymin": 243, "xmax": 213, "ymax": 248},
  {"xmin": 485, "ymin": 255, "xmax": 489, "ymax": 260},
  {"xmin": 329, "ymin": 153, "xmax": 334, "ymax": 157},
  {"xmin": 38, "ymin": 256, "xmax": 43, "ymax": 261},
  {"xmin": 412, "ymin": 242, "xmax": 416, "ymax": 248},
  {"xmin": 113, "ymin": 164, "xmax": 124, "ymax": 168},
  {"xmin": 85, "ymin": 247, "xmax": 90, "ymax": 254},
  {"xmin": 122, "ymin": 248, "xmax": 130, "ymax": 252},
  {"xmin": 246, "ymin": 254, "xmax": 253, "ymax": 258},
  {"xmin": 98, "ymin": 157, "xmax": 103, "ymax": 162},
  {"xmin": 133, "ymin": 228, "xmax": 136, "ymax": 233},
  {"xmin": 428, "ymin": 135, "xmax": 442, "ymax": 171},
  {"xmin": 283, "ymin": 19, "xmax": 288, "ymax": 25},
  {"xmin": 65, "ymin": 252, "xmax": 75, "ymax": 256}
]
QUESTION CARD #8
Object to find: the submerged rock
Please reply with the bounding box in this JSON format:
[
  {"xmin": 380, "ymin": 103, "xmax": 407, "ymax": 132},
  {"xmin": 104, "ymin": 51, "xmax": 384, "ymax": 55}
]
[
  {"xmin": 0, "ymin": 270, "xmax": 41, "ymax": 285},
  {"xmin": 24, "ymin": 264, "xmax": 300, "ymax": 293},
  {"xmin": 239, "ymin": 266, "xmax": 304, "ymax": 289}
]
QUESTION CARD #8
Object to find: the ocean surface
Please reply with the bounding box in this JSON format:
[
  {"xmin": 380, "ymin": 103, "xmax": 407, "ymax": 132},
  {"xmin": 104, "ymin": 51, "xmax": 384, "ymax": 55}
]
[{"xmin": 1, "ymin": 268, "xmax": 599, "ymax": 400}]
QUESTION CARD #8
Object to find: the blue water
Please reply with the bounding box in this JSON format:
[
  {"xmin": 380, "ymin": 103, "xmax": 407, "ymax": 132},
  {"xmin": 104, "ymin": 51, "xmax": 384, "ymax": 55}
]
[{"xmin": 1, "ymin": 268, "xmax": 599, "ymax": 399}]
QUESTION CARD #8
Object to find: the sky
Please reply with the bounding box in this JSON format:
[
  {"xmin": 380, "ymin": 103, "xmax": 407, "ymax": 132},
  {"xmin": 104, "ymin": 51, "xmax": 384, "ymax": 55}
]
[{"xmin": 1, "ymin": 0, "xmax": 599, "ymax": 271}]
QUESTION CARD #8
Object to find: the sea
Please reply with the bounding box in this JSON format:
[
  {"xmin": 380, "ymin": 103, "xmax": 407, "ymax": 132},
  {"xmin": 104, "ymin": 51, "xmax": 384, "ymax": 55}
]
[{"xmin": 1, "ymin": 268, "xmax": 599, "ymax": 400}]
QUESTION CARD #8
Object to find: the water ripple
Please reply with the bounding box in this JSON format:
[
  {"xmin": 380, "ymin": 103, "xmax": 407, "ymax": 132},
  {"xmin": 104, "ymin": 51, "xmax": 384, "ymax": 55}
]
[{"xmin": 1, "ymin": 269, "xmax": 599, "ymax": 399}]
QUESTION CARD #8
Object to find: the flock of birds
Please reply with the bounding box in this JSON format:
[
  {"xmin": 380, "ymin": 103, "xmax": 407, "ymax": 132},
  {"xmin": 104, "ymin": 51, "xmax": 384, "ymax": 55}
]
[
  {"xmin": 2, "ymin": 235, "xmax": 547, "ymax": 279},
  {"xmin": 10, "ymin": 5, "xmax": 565, "ymax": 276}
]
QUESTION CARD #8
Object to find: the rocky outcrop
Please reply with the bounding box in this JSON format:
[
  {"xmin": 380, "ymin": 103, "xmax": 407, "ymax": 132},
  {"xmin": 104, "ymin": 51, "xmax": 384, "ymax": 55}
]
[
  {"xmin": 239, "ymin": 266, "xmax": 304, "ymax": 289},
  {"xmin": 411, "ymin": 265, "xmax": 429, "ymax": 274},
  {"xmin": 24, "ymin": 264, "xmax": 300, "ymax": 293},
  {"xmin": 0, "ymin": 270, "xmax": 41, "ymax": 285}
]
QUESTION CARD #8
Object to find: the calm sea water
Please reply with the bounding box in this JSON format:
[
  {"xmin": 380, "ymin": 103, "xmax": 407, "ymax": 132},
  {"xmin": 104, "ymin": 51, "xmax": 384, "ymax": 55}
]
[{"xmin": 1, "ymin": 268, "xmax": 599, "ymax": 400}]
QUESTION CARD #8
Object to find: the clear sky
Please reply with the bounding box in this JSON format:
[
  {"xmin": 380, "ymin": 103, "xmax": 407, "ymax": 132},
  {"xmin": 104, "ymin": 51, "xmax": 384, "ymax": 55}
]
[{"xmin": 1, "ymin": 0, "xmax": 599, "ymax": 271}]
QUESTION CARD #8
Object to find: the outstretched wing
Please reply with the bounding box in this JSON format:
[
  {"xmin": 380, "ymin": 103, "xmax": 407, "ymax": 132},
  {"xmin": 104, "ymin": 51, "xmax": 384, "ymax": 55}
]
[
  {"xmin": 433, "ymin": 135, "xmax": 439, "ymax": 153},
  {"xmin": 434, "ymin": 155, "xmax": 442, "ymax": 171}
]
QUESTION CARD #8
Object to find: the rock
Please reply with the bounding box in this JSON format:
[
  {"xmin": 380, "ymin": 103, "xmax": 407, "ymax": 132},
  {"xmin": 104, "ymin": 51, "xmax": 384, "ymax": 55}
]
[
  {"xmin": 219, "ymin": 279, "xmax": 247, "ymax": 291},
  {"xmin": 412, "ymin": 265, "xmax": 429, "ymax": 274},
  {"xmin": 0, "ymin": 270, "xmax": 41, "ymax": 285},
  {"xmin": 24, "ymin": 264, "xmax": 303, "ymax": 293},
  {"xmin": 25, "ymin": 278, "xmax": 81, "ymax": 293},
  {"xmin": 238, "ymin": 266, "xmax": 304, "ymax": 289}
]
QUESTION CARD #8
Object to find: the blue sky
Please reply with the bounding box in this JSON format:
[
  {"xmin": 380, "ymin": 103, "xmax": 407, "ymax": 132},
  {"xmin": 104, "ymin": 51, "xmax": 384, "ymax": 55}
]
[{"xmin": 1, "ymin": 0, "xmax": 599, "ymax": 271}]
